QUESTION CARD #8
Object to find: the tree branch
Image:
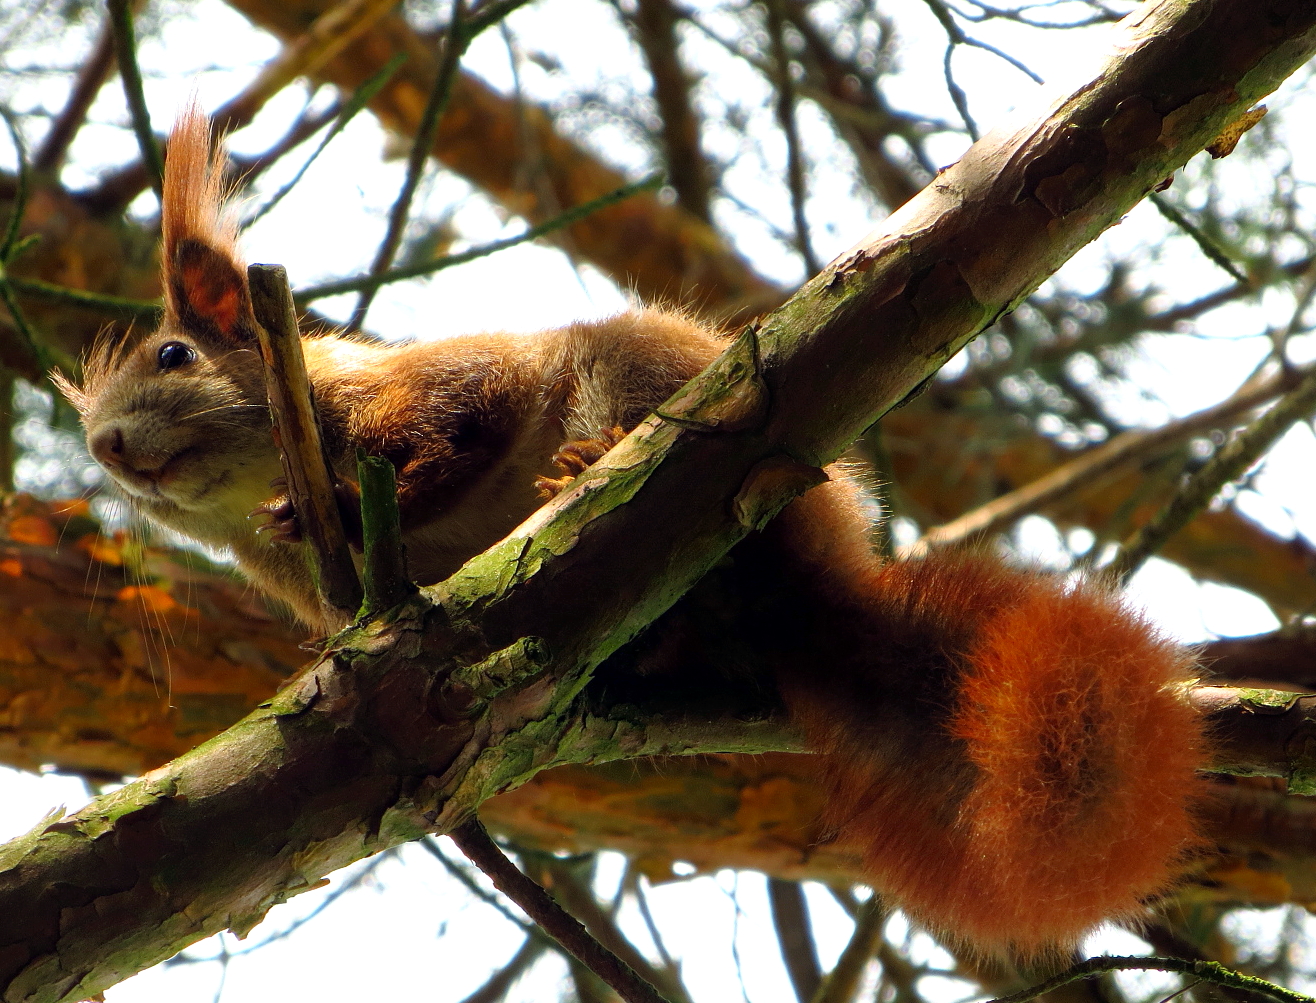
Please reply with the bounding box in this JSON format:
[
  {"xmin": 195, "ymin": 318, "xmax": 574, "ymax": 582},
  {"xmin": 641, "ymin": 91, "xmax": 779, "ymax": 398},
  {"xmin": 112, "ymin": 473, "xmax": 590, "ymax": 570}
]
[
  {"xmin": 224, "ymin": 0, "xmax": 785, "ymax": 323},
  {"xmin": 349, "ymin": 0, "xmax": 468, "ymax": 331},
  {"xmin": 764, "ymin": 0, "xmax": 821, "ymax": 276},
  {"xmin": 106, "ymin": 0, "xmax": 163, "ymax": 199},
  {"xmin": 248, "ymin": 264, "xmax": 363, "ymax": 623},
  {"xmin": 906, "ymin": 363, "xmax": 1302, "ymax": 555},
  {"xmin": 811, "ymin": 895, "xmax": 886, "ymax": 1003},
  {"xmin": 769, "ymin": 878, "xmax": 823, "ymax": 1003},
  {"xmin": 32, "ymin": 14, "xmax": 117, "ymax": 175},
  {"xmin": 527, "ymin": 852, "xmax": 693, "ymax": 1003},
  {"xmin": 214, "ymin": 0, "xmax": 403, "ymax": 138},
  {"xmin": 449, "ymin": 821, "xmax": 672, "ymax": 1003},
  {"xmin": 1107, "ymin": 356, "xmax": 1316, "ymax": 583},
  {"xmin": 988, "ymin": 957, "xmax": 1311, "ymax": 1003},
  {"xmin": 627, "ymin": 0, "xmax": 713, "ymax": 221}
]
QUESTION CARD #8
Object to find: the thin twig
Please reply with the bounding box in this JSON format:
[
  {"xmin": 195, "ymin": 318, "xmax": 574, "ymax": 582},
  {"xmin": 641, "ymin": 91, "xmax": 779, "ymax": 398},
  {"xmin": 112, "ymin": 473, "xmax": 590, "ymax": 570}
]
[
  {"xmin": 627, "ymin": 869, "xmax": 680, "ymax": 978},
  {"xmin": 764, "ymin": 0, "xmax": 821, "ymax": 276},
  {"xmin": 349, "ymin": 0, "xmax": 470, "ymax": 331},
  {"xmin": 81, "ymin": 0, "xmax": 533, "ymax": 220},
  {"xmin": 875, "ymin": 939, "xmax": 926, "ymax": 1003},
  {"xmin": 920, "ymin": 0, "xmax": 1043, "ymax": 84},
  {"xmin": 0, "ymin": 284, "xmax": 39, "ymax": 377},
  {"xmin": 242, "ymin": 54, "xmax": 408, "ymax": 229},
  {"xmin": 532, "ymin": 853, "xmax": 692, "ymax": 1003},
  {"xmin": 0, "ymin": 367, "xmax": 13, "ymax": 491},
  {"xmin": 230, "ymin": 100, "xmax": 342, "ymax": 187},
  {"xmin": 449, "ymin": 820, "xmax": 673, "ymax": 1003},
  {"xmin": 464, "ymin": 0, "xmax": 540, "ymax": 40},
  {"xmin": 294, "ymin": 174, "xmax": 661, "ymax": 302},
  {"xmin": 247, "ymin": 263, "xmax": 363, "ymax": 625},
  {"xmin": 0, "ymin": 106, "xmax": 29, "ymax": 262},
  {"xmin": 905, "ymin": 365, "xmax": 1299, "ymax": 555},
  {"xmin": 1108, "ymin": 345, "xmax": 1316, "ymax": 583},
  {"xmin": 458, "ymin": 936, "xmax": 548, "ymax": 1003},
  {"xmin": 1150, "ymin": 192, "xmax": 1249, "ymax": 285},
  {"xmin": 81, "ymin": 0, "xmax": 401, "ymax": 217},
  {"xmin": 421, "ymin": 838, "xmax": 544, "ymax": 939},
  {"xmin": 0, "ymin": 164, "xmax": 656, "ymax": 387},
  {"xmin": 106, "ymin": 0, "xmax": 163, "ymax": 199},
  {"xmin": 680, "ymin": 7, "xmax": 939, "ymax": 141},
  {"xmin": 5, "ymin": 275, "xmax": 160, "ymax": 321},
  {"xmin": 780, "ymin": 0, "xmax": 929, "ymax": 209},
  {"xmin": 0, "ymin": 106, "xmax": 51, "ymax": 388},
  {"xmin": 917, "ymin": 0, "xmax": 1044, "ymax": 140},
  {"xmin": 985, "ymin": 957, "xmax": 1313, "ymax": 1003},
  {"xmin": 33, "ymin": 13, "xmax": 116, "ymax": 174},
  {"xmin": 939, "ymin": 42, "xmax": 977, "ymax": 140},
  {"xmin": 824, "ymin": 887, "xmax": 932, "ymax": 1003},
  {"xmin": 1128, "ymin": 916, "xmax": 1273, "ymax": 1003}
]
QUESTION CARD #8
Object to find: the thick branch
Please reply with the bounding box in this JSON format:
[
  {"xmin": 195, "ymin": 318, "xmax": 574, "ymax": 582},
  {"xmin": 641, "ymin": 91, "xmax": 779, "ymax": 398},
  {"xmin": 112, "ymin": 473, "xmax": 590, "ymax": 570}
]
[
  {"xmin": 3, "ymin": 505, "xmax": 1315, "ymax": 874},
  {"xmin": 33, "ymin": 16, "xmax": 117, "ymax": 175},
  {"xmin": 1191, "ymin": 687, "xmax": 1316, "ymax": 794},
  {"xmin": 3, "ymin": 4, "xmax": 1316, "ymax": 999},
  {"xmin": 628, "ymin": 0, "xmax": 712, "ymax": 221}
]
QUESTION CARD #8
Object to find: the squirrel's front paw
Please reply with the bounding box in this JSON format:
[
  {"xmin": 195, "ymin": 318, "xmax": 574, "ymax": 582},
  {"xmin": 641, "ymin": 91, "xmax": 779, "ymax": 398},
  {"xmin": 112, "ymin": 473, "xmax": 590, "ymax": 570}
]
[
  {"xmin": 251, "ymin": 477, "xmax": 364, "ymax": 550},
  {"xmin": 251, "ymin": 479, "xmax": 301, "ymax": 543},
  {"xmin": 534, "ymin": 426, "xmax": 626, "ymax": 499}
]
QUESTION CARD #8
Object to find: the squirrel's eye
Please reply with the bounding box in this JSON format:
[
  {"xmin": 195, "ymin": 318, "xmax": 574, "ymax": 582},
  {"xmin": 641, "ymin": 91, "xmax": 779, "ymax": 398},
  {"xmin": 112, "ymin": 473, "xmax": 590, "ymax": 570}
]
[{"xmin": 157, "ymin": 342, "xmax": 195, "ymax": 371}]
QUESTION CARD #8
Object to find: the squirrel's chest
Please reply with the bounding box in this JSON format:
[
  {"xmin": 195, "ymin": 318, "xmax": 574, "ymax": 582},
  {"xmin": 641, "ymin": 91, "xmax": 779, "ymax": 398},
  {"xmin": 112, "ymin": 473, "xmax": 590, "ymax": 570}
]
[{"xmin": 401, "ymin": 436, "xmax": 559, "ymax": 585}]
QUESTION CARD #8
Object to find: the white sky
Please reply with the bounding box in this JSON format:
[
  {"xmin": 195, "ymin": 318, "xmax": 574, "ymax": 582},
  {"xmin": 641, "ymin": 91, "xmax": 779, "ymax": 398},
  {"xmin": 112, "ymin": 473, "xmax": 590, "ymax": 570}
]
[{"xmin": 1, "ymin": 0, "xmax": 1315, "ymax": 1000}]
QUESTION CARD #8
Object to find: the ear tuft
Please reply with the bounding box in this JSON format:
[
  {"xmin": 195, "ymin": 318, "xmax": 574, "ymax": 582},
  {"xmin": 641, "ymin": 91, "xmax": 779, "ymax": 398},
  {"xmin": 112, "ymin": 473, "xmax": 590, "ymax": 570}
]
[
  {"xmin": 161, "ymin": 102, "xmax": 250, "ymax": 342},
  {"xmin": 171, "ymin": 238, "xmax": 253, "ymax": 342}
]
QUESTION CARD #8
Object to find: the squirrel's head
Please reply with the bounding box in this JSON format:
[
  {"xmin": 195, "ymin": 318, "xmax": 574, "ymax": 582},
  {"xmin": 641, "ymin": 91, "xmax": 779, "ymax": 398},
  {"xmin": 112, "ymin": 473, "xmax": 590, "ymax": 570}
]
[{"xmin": 53, "ymin": 106, "xmax": 277, "ymax": 521}]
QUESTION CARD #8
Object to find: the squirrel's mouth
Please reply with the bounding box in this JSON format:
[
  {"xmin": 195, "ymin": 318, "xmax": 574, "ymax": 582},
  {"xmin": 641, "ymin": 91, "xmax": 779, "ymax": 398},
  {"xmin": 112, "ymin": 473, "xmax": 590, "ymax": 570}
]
[{"xmin": 111, "ymin": 446, "xmax": 200, "ymax": 498}]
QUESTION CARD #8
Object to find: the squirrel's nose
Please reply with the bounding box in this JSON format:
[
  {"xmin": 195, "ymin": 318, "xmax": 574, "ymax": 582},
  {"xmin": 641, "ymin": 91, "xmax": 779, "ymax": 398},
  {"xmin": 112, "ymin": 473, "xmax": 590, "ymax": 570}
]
[{"xmin": 90, "ymin": 426, "xmax": 125, "ymax": 468}]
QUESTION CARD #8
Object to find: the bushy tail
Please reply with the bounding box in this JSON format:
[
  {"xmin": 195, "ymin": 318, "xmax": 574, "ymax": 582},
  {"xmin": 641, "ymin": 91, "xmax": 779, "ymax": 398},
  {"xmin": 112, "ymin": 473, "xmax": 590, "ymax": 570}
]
[{"xmin": 762, "ymin": 479, "xmax": 1207, "ymax": 958}]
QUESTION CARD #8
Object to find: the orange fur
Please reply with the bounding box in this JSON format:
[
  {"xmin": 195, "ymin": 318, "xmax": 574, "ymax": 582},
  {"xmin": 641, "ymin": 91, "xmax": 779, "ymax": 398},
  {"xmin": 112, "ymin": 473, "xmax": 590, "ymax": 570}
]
[
  {"xmin": 947, "ymin": 576, "xmax": 1205, "ymax": 952},
  {"xmin": 766, "ymin": 491, "xmax": 1206, "ymax": 956},
  {"xmin": 160, "ymin": 102, "xmax": 236, "ymax": 267}
]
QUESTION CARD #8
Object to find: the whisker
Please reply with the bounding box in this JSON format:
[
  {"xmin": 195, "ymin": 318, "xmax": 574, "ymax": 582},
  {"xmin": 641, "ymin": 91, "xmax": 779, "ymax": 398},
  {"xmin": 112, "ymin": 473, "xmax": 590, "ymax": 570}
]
[{"xmin": 175, "ymin": 402, "xmax": 265, "ymax": 423}]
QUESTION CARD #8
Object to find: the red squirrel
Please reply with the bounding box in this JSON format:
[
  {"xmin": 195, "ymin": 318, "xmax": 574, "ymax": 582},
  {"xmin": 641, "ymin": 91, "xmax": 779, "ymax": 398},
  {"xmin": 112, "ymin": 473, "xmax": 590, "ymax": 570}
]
[{"xmin": 56, "ymin": 108, "xmax": 1207, "ymax": 959}]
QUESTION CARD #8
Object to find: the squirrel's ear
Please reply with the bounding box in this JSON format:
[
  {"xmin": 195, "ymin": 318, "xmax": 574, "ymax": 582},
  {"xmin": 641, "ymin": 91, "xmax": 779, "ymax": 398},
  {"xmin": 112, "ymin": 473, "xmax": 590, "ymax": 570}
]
[{"xmin": 168, "ymin": 238, "xmax": 255, "ymax": 344}]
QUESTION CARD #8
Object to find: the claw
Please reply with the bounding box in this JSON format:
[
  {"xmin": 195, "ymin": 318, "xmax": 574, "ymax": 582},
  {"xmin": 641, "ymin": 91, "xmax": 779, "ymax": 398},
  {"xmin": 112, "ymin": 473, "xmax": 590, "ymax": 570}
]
[
  {"xmin": 536, "ymin": 426, "xmax": 626, "ymax": 499},
  {"xmin": 250, "ymin": 492, "xmax": 301, "ymax": 544},
  {"xmin": 534, "ymin": 474, "xmax": 574, "ymax": 499},
  {"xmin": 249, "ymin": 479, "xmax": 363, "ymax": 548}
]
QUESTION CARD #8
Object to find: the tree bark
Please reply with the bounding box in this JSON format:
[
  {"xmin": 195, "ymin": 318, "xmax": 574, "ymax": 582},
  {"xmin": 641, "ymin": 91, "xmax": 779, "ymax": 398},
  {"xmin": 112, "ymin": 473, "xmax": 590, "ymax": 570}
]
[{"xmin": 2, "ymin": 2, "xmax": 1315, "ymax": 998}]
